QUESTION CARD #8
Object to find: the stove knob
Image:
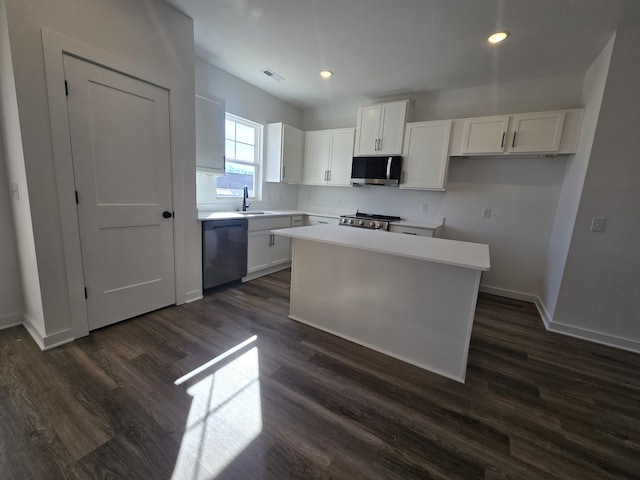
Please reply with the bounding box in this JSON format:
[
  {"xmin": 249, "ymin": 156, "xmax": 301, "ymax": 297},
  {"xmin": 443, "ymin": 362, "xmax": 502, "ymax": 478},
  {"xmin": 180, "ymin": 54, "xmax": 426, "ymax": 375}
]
[
  {"xmin": 369, "ymin": 221, "xmax": 376, "ymax": 227},
  {"xmin": 358, "ymin": 220, "xmax": 365, "ymax": 226},
  {"xmin": 341, "ymin": 218, "xmax": 348, "ymax": 224},
  {"xmin": 349, "ymin": 219, "xmax": 355, "ymax": 225}
]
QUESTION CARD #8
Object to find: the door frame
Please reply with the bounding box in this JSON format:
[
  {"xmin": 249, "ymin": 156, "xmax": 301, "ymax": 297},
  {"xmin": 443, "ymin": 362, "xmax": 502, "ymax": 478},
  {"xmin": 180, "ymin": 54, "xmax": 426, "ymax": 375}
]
[{"xmin": 42, "ymin": 29, "xmax": 186, "ymax": 339}]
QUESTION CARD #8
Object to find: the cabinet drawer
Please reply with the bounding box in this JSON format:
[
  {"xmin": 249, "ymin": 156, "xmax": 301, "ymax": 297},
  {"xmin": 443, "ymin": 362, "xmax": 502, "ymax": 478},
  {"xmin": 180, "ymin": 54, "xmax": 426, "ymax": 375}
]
[
  {"xmin": 248, "ymin": 216, "xmax": 291, "ymax": 232},
  {"xmin": 306, "ymin": 215, "xmax": 336, "ymax": 226},
  {"xmin": 291, "ymin": 215, "xmax": 304, "ymax": 227},
  {"xmin": 389, "ymin": 225, "xmax": 437, "ymax": 237}
]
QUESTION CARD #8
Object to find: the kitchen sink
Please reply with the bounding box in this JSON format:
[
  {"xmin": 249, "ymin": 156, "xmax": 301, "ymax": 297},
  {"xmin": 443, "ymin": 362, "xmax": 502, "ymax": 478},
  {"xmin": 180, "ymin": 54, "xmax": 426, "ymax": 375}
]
[{"xmin": 238, "ymin": 211, "xmax": 268, "ymax": 215}]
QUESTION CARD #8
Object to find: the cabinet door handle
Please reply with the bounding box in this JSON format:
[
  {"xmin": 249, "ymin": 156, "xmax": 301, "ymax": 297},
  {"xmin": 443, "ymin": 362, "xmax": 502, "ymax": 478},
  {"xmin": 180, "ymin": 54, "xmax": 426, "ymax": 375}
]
[
  {"xmin": 327, "ymin": 170, "xmax": 331, "ymax": 181},
  {"xmin": 378, "ymin": 138, "xmax": 382, "ymax": 151},
  {"xmin": 500, "ymin": 132, "xmax": 506, "ymax": 148},
  {"xmin": 512, "ymin": 131, "xmax": 517, "ymax": 148},
  {"xmin": 282, "ymin": 166, "xmax": 286, "ymax": 179}
]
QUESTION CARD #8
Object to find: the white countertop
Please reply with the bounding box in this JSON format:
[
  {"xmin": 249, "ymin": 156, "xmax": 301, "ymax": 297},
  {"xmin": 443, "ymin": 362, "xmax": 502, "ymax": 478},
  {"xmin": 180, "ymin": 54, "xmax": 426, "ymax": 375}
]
[
  {"xmin": 198, "ymin": 210, "xmax": 304, "ymax": 221},
  {"xmin": 198, "ymin": 210, "xmax": 443, "ymax": 230},
  {"xmin": 274, "ymin": 224, "xmax": 490, "ymax": 271}
]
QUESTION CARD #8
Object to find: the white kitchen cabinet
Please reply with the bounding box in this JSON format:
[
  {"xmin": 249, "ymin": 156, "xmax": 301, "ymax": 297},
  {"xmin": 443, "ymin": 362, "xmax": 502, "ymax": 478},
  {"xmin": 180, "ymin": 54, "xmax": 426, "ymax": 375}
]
[
  {"xmin": 291, "ymin": 215, "xmax": 304, "ymax": 227},
  {"xmin": 400, "ymin": 120, "xmax": 452, "ymax": 191},
  {"xmin": 306, "ymin": 215, "xmax": 336, "ymax": 226},
  {"xmin": 303, "ymin": 128, "xmax": 355, "ymax": 186},
  {"xmin": 453, "ymin": 109, "xmax": 580, "ymax": 156},
  {"xmin": 195, "ymin": 93, "xmax": 225, "ymax": 174},
  {"xmin": 265, "ymin": 123, "xmax": 304, "ymax": 183},
  {"xmin": 244, "ymin": 216, "xmax": 292, "ymax": 280},
  {"xmin": 355, "ymin": 100, "xmax": 409, "ymax": 156},
  {"xmin": 508, "ymin": 111, "xmax": 566, "ymax": 153},
  {"xmin": 460, "ymin": 115, "xmax": 510, "ymax": 154},
  {"xmin": 388, "ymin": 224, "xmax": 442, "ymax": 238},
  {"xmin": 247, "ymin": 231, "xmax": 271, "ymax": 272}
]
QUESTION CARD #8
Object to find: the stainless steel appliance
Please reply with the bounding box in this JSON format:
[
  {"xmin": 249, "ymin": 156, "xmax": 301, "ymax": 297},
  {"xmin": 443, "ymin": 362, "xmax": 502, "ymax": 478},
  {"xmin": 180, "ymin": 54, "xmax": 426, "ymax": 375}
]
[
  {"xmin": 351, "ymin": 156, "xmax": 403, "ymax": 186},
  {"xmin": 202, "ymin": 218, "xmax": 248, "ymax": 289},
  {"xmin": 339, "ymin": 211, "xmax": 401, "ymax": 230}
]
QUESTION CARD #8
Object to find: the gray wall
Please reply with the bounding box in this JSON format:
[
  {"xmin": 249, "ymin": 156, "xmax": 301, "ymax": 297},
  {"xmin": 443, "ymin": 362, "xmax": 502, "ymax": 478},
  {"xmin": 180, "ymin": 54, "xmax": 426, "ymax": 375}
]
[
  {"xmin": 195, "ymin": 58, "xmax": 303, "ymax": 212},
  {"xmin": 552, "ymin": 26, "xmax": 640, "ymax": 350},
  {"xmin": 541, "ymin": 37, "xmax": 614, "ymax": 321},
  {"xmin": 1, "ymin": 0, "xmax": 196, "ymax": 344},
  {"xmin": 299, "ymin": 73, "xmax": 585, "ymax": 300}
]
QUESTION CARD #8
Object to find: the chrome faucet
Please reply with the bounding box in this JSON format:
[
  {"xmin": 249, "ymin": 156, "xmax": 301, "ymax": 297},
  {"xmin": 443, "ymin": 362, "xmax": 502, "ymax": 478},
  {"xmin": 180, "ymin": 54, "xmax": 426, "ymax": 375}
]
[{"xmin": 242, "ymin": 185, "xmax": 251, "ymax": 211}]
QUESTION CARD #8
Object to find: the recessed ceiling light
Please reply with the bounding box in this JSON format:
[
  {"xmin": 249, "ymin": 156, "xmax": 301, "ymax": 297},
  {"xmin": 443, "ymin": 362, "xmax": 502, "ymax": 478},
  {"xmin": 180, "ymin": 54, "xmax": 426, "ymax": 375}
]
[
  {"xmin": 320, "ymin": 70, "xmax": 333, "ymax": 78},
  {"xmin": 487, "ymin": 31, "xmax": 510, "ymax": 44}
]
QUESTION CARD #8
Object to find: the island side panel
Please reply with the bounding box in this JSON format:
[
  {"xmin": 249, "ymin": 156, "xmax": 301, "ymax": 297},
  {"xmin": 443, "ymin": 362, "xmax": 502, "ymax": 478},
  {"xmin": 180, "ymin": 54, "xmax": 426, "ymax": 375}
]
[{"xmin": 288, "ymin": 238, "xmax": 482, "ymax": 383}]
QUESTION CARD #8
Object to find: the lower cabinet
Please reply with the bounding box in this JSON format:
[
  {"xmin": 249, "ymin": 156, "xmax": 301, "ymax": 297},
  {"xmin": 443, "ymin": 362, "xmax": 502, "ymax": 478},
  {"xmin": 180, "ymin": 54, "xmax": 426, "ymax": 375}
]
[
  {"xmin": 388, "ymin": 224, "xmax": 442, "ymax": 238},
  {"xmin": 306, "ymin": 215, "xmax": 337, "ymax": 226},
  {"xmin": 244, "ymin": 216, "xmax": 292, "ymax": 280}
]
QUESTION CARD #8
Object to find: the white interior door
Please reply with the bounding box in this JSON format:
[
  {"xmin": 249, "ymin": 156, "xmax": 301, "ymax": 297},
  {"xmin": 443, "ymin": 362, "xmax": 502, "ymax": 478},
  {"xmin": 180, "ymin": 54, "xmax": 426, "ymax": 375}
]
[{"xmin": 63, "ymin": 54, "xmax": 175, "ymax": 330}]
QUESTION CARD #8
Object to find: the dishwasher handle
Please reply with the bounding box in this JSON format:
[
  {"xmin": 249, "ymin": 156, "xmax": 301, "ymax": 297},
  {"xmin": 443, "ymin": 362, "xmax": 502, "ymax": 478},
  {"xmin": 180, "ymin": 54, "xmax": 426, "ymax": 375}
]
[{"xmin": 202, "ymin": 219, "xmax": 248, "ymax": 231}]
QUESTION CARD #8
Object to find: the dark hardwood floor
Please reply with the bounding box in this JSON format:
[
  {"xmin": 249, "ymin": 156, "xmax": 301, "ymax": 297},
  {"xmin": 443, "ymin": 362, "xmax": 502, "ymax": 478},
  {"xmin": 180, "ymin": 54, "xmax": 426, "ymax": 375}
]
[{"xmin": 1, "ymin": 269, "xmax": 639, "ymax": 479}]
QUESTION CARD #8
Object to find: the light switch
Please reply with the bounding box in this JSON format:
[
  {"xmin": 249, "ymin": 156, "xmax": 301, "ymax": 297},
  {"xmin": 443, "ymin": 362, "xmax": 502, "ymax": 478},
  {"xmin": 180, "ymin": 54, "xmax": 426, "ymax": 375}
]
[
  {"xmin": 482, "ymin": 208, "xmax": 492, "ymax": 218},
  {"xmin": 591, "ymin": 217, "xmax": 606, "ymax": 232}
]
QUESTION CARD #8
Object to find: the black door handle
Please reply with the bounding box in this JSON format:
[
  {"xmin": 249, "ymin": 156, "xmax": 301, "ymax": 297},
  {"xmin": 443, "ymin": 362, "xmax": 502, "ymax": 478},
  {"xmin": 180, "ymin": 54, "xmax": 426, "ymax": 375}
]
[{"xmin": 162, "ymin": 210, "xmax": 173, "ymax": 219}]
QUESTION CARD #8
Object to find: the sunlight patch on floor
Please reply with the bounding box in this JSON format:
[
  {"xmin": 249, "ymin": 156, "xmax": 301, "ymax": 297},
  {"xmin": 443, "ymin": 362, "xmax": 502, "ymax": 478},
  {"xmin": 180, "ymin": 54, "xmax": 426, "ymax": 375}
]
[{"xmin": 172, "ymin": 337, "xmax": 262, "ymax": 479}]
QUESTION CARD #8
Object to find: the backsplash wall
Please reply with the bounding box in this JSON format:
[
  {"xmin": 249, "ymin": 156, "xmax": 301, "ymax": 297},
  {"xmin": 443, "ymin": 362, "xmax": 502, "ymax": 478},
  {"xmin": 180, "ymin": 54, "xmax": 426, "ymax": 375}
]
[{"xmin": 298, "ymin": 154, "xmax": 567, "ymax": 300}]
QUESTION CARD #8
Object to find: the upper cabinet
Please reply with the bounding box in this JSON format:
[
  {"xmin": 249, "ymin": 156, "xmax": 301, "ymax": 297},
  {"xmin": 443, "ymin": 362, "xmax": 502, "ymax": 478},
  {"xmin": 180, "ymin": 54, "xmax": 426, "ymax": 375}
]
[
  {"xmin": 508, "ymin": 111, "xmax": 566, "ymax": 153},
  {"xmin": 453, "ymin": 109, "xmax": 581, "ymax": 156},
  {"xmin": 460, "ymin": 115, "xmax": 510, "ymax": 154},
  {"xmin": 195, "ymin": 94, "xmax": 225, "ymax": 174},
  {"xmin": 265, "ymin": 123, "xmax": 304, "ymax": 183},
  {"xmin": 400, "ymin": 120, "xmax": 452, "ymax": 191},
  {"xmin": 303, "ymin": 128, "xmax": 355, "ymax": 186},
  {"xmin": 355, "ymin": 100, "xmax": 410, "ymax": 156}
]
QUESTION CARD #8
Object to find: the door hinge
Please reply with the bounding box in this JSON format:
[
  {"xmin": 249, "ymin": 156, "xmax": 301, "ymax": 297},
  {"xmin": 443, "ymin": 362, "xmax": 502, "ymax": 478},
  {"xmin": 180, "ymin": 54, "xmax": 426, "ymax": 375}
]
[
  {"xmin": 65, "ymin": 80, "xmax": 69, "ymax": 96},
  {"xmin": 84, "ymin": 287, "xmax": 87, "ymax": 299},
  {"xmin": 75, "ymin": 190, "xmax": 79, "ymax": 204}
]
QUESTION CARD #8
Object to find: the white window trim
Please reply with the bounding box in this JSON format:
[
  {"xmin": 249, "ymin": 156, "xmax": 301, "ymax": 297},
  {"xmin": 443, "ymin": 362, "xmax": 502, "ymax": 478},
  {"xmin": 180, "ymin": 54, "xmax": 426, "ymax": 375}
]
[{"xmin": 217, "ymin": 113, "xmax": 262, "ymax": 202}]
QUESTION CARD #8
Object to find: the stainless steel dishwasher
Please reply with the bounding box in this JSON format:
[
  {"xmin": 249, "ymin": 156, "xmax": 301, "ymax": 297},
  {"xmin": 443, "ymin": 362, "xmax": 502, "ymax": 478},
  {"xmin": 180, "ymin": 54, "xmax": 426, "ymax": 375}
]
[{"xmin": 202, "ymin": 218, "xmax": 248, "ymax": 289}]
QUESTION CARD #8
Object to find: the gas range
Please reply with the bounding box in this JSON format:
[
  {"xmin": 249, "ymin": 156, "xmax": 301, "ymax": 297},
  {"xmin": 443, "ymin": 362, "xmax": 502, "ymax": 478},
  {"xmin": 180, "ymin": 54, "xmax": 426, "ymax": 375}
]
[{"xmin": 339, "ymin": 211, "xmax": 402, "ymax": 230}]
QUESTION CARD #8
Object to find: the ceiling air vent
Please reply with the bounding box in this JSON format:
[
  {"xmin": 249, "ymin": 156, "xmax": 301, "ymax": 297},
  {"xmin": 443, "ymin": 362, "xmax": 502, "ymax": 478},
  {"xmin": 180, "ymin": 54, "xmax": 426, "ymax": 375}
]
[{"xmin": 260, "ymin": 68, "xmax": 284, "ymax": 83}]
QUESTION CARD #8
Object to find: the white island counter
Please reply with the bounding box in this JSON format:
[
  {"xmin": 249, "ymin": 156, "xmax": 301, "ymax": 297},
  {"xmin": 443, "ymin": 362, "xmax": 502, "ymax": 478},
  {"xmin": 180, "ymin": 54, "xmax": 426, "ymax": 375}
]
[{"xmin": 273, "ymin": 225, "xmax": 490, "ymax": 383}]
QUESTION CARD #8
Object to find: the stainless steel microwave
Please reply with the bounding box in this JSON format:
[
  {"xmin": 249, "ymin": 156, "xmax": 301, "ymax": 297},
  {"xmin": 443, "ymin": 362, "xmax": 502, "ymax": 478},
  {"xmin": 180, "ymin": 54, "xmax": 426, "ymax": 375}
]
[{"xmin": 350, "ymin": 156, "xmax": 403, "ymax": 186}]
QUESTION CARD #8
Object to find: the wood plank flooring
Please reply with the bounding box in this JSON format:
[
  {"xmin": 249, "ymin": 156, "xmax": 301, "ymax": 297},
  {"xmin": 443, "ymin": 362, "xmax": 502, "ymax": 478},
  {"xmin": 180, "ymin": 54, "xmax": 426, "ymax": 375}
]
[{"xmin": 1, "ymin": 269, "xmax": 639, "ymax": 479}]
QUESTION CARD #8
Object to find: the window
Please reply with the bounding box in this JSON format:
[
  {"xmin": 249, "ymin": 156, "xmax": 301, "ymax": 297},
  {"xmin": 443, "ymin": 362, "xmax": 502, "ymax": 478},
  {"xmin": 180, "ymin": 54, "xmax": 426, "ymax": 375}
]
[{"xmin": 216, "ymin": 114, "xmax": 262, "ymax": 199}]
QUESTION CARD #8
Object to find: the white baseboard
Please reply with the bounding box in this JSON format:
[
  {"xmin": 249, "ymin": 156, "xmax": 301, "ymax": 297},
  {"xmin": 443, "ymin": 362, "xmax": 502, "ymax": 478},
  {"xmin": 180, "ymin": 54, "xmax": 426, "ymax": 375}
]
[
  {"xmin": 184, "ymin": 289, "xmax": 203, "ymax": 304},
  {"xmin": 479, "ymin": 285, "xmax": 537, "ymax": 303},
  {"xmin": 242, "ymin": 262, "xmax": 291, "ymax": 283},
  {"xmin": 22, "ymin": 314, "xmax": 75, "ymax": 351},
  {"xmin": 0, "ymin": 312, "xmax": 23, "ymax": 330},
  {"xmin": 535, "ymin": 296, "xmax": 640, "ymax": 354}
]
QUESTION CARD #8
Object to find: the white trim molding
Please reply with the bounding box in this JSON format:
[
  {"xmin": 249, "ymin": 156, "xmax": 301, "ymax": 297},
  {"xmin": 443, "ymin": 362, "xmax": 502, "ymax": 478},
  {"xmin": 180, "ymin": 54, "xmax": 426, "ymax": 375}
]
[
  {"xmin": 479, "ymin": 284, "xmax": 538, "ymax": 304},
  {"xmin": 41, "ymin": 28, "xmax": 187, "ymax": 340},
  {"xmin": 536, "ymin": 296, "xmax": 640, "ymax": 354},
  {"xmin": 22, "ymin": 314, "xmax": 74, "ymax": 350}
]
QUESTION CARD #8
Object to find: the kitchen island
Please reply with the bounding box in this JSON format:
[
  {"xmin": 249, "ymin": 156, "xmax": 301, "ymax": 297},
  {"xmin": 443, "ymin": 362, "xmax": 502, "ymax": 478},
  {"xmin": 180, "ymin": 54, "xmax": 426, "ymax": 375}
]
[{"xmin": 273, "ymin": 225, "xmax": 490, "ymax": 383}]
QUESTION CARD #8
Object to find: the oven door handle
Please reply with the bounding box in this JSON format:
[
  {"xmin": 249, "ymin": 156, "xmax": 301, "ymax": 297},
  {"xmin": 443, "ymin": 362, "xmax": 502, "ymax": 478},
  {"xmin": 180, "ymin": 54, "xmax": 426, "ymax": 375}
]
[{"xmin": 386, "ymin": 156, "xmax": 392, "ymax": 180}]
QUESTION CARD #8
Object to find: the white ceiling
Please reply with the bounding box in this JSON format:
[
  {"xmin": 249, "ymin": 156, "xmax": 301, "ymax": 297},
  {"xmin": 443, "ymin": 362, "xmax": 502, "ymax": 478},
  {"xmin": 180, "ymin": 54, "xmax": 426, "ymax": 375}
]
[{"xmin": 164, "ymin": 0, "xmax": 640, "ymax": 109}]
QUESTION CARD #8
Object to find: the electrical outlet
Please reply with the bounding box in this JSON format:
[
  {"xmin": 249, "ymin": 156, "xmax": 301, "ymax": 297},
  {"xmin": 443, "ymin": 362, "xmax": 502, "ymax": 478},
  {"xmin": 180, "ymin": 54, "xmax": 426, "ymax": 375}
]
[
  {"xmin": 482, "ymin": 208, "xmax": 492, "ymax": 218},
  {"xmin": 591, "ymin": 217, "xmax": 606, "ymax": 232}
]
